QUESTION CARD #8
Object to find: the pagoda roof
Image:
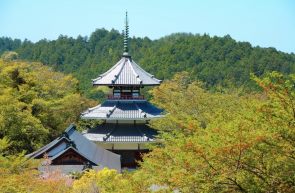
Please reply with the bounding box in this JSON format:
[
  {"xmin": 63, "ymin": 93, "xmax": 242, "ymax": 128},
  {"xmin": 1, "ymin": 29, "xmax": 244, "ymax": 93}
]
[
  {"xmin": 81, "ymin": 100, "xmax": 164, "ymax": 120},
  {"xmin": 83, "ymin": 123, "xmax": 158, "ymax": 143},
  {"xmin": 27, "ymin": 124, "xmax": 121, "ymax": 172},
  {"xmin": 92, "ymin": 56, "xmax": 161, "ymax": 86}
]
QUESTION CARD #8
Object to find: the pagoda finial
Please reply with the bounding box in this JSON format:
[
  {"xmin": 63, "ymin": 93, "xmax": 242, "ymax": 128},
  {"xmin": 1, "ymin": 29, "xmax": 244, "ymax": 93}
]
[{"xmin": 123, "ymin": 11, "xmax": 130, "ymax": 57}]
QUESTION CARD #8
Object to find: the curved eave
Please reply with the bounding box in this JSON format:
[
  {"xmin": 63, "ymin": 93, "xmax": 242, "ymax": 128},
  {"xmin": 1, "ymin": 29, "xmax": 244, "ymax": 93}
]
[
  {"xmin": 106, "ymin": 99, "xmax": 146, "ymax": 102},
  {"xmin": 92, "ymin": 83, "xmax": 161, "ymax": 87},
  {"xmin": 90, "ymin": 140, "xmax": 159, "ymax": 144},
  {"xmin": 91, "ymin": 57, "xmax": 162, "ymax": 86},
  {"xmin": 27, "ymin": 136, "xmax": 71, "ymax": 159},
  {"xmin": 81, "ymin": 116, "xmax": 164, "ymax": 121}
]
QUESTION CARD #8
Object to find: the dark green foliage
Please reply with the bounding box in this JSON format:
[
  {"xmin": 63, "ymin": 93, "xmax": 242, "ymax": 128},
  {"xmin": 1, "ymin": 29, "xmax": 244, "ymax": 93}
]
[
  {"xmin": 0, "ymin": 37, "xmax": 21, "ymax": 54},
  {"xmin": 1, "ymin": 29, "xmax": 295, "ymax": 98}
]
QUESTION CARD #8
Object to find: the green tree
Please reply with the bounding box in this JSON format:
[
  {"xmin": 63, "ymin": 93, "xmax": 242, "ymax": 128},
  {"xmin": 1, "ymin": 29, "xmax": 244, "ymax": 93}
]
[
  {"xmin": 0, "ymin": 59, "xmax": 95, "ymax": 153},
  {"xmin": 128, "ymin": 72, "xmax": 295, "ymax": 193},
  {"xmin": 0, "ymin": 137, "xmax": 71, "ymax": 193}
]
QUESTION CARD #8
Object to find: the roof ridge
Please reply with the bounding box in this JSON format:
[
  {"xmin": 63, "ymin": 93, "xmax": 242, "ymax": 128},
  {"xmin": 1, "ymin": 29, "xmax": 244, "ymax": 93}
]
[
  {"xmin": 103, "ymin": 124, "xmax": 117, "ymax": 141},
  {"xmin": 28, "ymin": 136, "xmax": 72, "ymax": 159},
  {"xmin": 134, "ymin": 102, "xmax": 147, "ymax": 118},
  {"xmin": 111, "ymin": 58, "xmax": 127, "ymax": 84},
  {"xmin": 92, "ymin": 58, "xmax": 124, "ymax": 82},
  {"xmin": 65, "ymin": 124, "xmax": 76, "ymax": 133},
  {"xmin": 128, "ymin": 59, "xmax": 142, "ymax": 84},
  {"xmin": 106, "ymin": 104, "xmax": 117, "ymax": 118},
  {"xmin": 81, "ymin": 104, "xmax": 101, "ymax": 116}
]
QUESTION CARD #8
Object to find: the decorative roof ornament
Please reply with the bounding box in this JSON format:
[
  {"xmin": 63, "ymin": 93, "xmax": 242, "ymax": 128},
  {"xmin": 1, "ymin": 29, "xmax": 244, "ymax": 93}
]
[
  {"xmin": 91, "ymin": 11, "xmax": 162, "ymax": 86},
  {"xmin": 123, "ymin": 11, "xmax": 130, "ymax": 57}
]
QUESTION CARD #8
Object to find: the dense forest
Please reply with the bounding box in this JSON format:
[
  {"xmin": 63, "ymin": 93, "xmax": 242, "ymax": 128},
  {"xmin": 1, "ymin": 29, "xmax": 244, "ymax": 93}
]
[
  {"xmin": 0, "ymin": 30, "xmax": 294, "ymax": 192},
  {"xmin": 1, "ymin": 29, "xmax": 295, "ymax": 99}
]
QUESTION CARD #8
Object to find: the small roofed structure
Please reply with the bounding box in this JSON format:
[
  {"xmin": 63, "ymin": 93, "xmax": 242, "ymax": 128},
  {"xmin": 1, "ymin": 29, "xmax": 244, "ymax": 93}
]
[{"xmin": 27, "ymin": 124, "xmax": 121, "ymax": 173}]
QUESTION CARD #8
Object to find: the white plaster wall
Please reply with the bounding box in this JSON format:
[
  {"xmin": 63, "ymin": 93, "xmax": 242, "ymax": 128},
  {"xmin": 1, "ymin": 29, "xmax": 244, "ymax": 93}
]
[{"xmin": 95, "ymin": 142, "xmax": 149, "ymax": 150}]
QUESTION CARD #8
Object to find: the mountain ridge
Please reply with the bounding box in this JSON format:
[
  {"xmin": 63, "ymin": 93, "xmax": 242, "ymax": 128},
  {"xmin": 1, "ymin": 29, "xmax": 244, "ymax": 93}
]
[{"xmin": 1, "ymin": 28, "xmax": 294, "ymax": 98}]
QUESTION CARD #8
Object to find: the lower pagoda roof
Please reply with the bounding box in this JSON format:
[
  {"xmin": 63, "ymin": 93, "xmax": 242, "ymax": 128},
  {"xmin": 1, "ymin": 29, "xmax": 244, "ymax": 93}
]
[
  {"xmin": 81, "ymin": 100, "xmax": 163, "ymax": 120},
  {"xmin": 83, "ymin": 123, "xmax": 158, "ymax": 143}
]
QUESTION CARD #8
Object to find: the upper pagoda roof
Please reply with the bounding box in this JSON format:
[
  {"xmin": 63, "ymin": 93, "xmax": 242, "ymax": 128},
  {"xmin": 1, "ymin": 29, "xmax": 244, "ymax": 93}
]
[
  {"xmin": 92, "ymin": 56, "xmax": 161, "ymax": 86},
  {"xmin": 92, "ymin": 12, "xmax": 161, "ymax": 86}
]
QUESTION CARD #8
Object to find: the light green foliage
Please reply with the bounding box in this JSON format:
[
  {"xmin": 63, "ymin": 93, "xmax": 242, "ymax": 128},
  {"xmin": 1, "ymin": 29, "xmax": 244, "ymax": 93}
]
[
  {"xmin": 0, "ymin": 59, "xmax": 94, "ymax": 153},
  {"xmin": 0, "ymin": 125, "xmax": 71, "ymax": 193},
  {"xmin": 72, "ymin": 168, "xmax": 132, "ymax": 193},
  {"xmin": 0, "ymin": 137, "xmax": 10, "ymax": 153},
  {"xmin": 129, "ymin": 72, "xmax": 295, "ymax": 193},
  {"xmin": 1, "ymin": 51, "xmax": 18, "ymax": 61}
]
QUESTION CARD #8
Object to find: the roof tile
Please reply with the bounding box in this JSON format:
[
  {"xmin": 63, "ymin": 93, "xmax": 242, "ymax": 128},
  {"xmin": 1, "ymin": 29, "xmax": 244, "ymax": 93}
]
[{"xmin": 92, "ymin": 57, "xmax": 161, "ymax": 86}]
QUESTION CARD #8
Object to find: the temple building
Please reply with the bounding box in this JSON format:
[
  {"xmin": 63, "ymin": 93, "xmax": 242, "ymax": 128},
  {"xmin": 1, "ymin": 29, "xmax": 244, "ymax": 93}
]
[
  {"xmin": 28, "ymin": 12, "xmax": 163, "ymax": 172},
  {"xmin": 28, "ymin": 124, "xmax": 121, "ymax": 173},
  {"xmin": 81, "ymin": 12, "xmax": 163, "ymax": 168}
]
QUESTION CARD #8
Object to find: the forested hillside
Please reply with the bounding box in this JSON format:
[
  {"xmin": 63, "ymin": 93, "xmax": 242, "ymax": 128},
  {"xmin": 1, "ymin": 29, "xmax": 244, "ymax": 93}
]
[
  {"xmin": 0, "ymin": 30, "xmax": 294, "ymax": 192},
  {"xmin": 1, "ymin": 29, "xmax": 295, "ymax": 98}
]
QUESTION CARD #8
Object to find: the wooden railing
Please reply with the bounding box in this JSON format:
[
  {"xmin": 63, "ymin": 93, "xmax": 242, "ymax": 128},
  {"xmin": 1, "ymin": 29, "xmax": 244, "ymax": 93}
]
[
  {"xmin": 105, "ymin": 135, "xmax": 149, "ymax": 142},
  {"xmin": 107, "ymin": 95, "xmax": 144, "ymax": 100}
]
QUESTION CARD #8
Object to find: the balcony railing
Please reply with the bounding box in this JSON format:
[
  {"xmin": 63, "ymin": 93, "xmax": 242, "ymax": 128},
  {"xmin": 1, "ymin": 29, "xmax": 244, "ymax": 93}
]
[
  {"xmin": 107, "ymin": 94, "xmax": 145, "ymax": 100},
  {"xmin": 104, "ymin": 135, "xmax": 149, "ymax": 142}
]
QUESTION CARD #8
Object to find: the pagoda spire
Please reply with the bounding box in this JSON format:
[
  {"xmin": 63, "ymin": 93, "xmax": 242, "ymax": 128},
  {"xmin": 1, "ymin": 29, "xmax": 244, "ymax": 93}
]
[{"xmin": 123, "ymin": 11, "xmax": 130, "ymax": 57}]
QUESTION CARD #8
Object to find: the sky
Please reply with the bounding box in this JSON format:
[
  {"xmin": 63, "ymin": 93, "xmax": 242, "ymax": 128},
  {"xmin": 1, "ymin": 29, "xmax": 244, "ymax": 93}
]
[{"xmin": 0, "ymin": 0, "xmax": 294, "ymax": 53}]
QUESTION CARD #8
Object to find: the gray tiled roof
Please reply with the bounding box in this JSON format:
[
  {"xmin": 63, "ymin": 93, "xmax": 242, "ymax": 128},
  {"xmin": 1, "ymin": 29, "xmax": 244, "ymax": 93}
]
[
  {"xmin": 49, "ymin": 146, "xmax": 96, "ymax": 165},
  {"xmin": 92, "ymin": 56, "xmax": 161, "ymax": 86},
  {"xmin": 26, "ymin": 137, "xmax": 69, "ymax": 159},
  {"xmin": 83, "ymin": 123, "xmax": 158, "ymax": 143},
  {"xmin": 28, "ymin": 124, "xmax": 121, "ymax": 172},
  {"xmin": 81, "ymin": 100, "xmax": 163, "ymax": 120}
]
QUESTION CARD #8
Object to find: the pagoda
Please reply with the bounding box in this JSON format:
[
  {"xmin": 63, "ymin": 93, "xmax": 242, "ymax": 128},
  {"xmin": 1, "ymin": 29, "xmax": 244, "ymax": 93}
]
[{"xmin": 81, "ymin": 12, "xmax": 163, "ymax": 168}]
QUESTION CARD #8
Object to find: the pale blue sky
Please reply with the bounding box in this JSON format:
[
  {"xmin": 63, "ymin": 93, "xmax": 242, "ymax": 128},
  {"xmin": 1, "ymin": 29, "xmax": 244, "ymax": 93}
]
[{"xmin": 0, "ymin": 0, "xmax": 294, "ymax": 53}]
